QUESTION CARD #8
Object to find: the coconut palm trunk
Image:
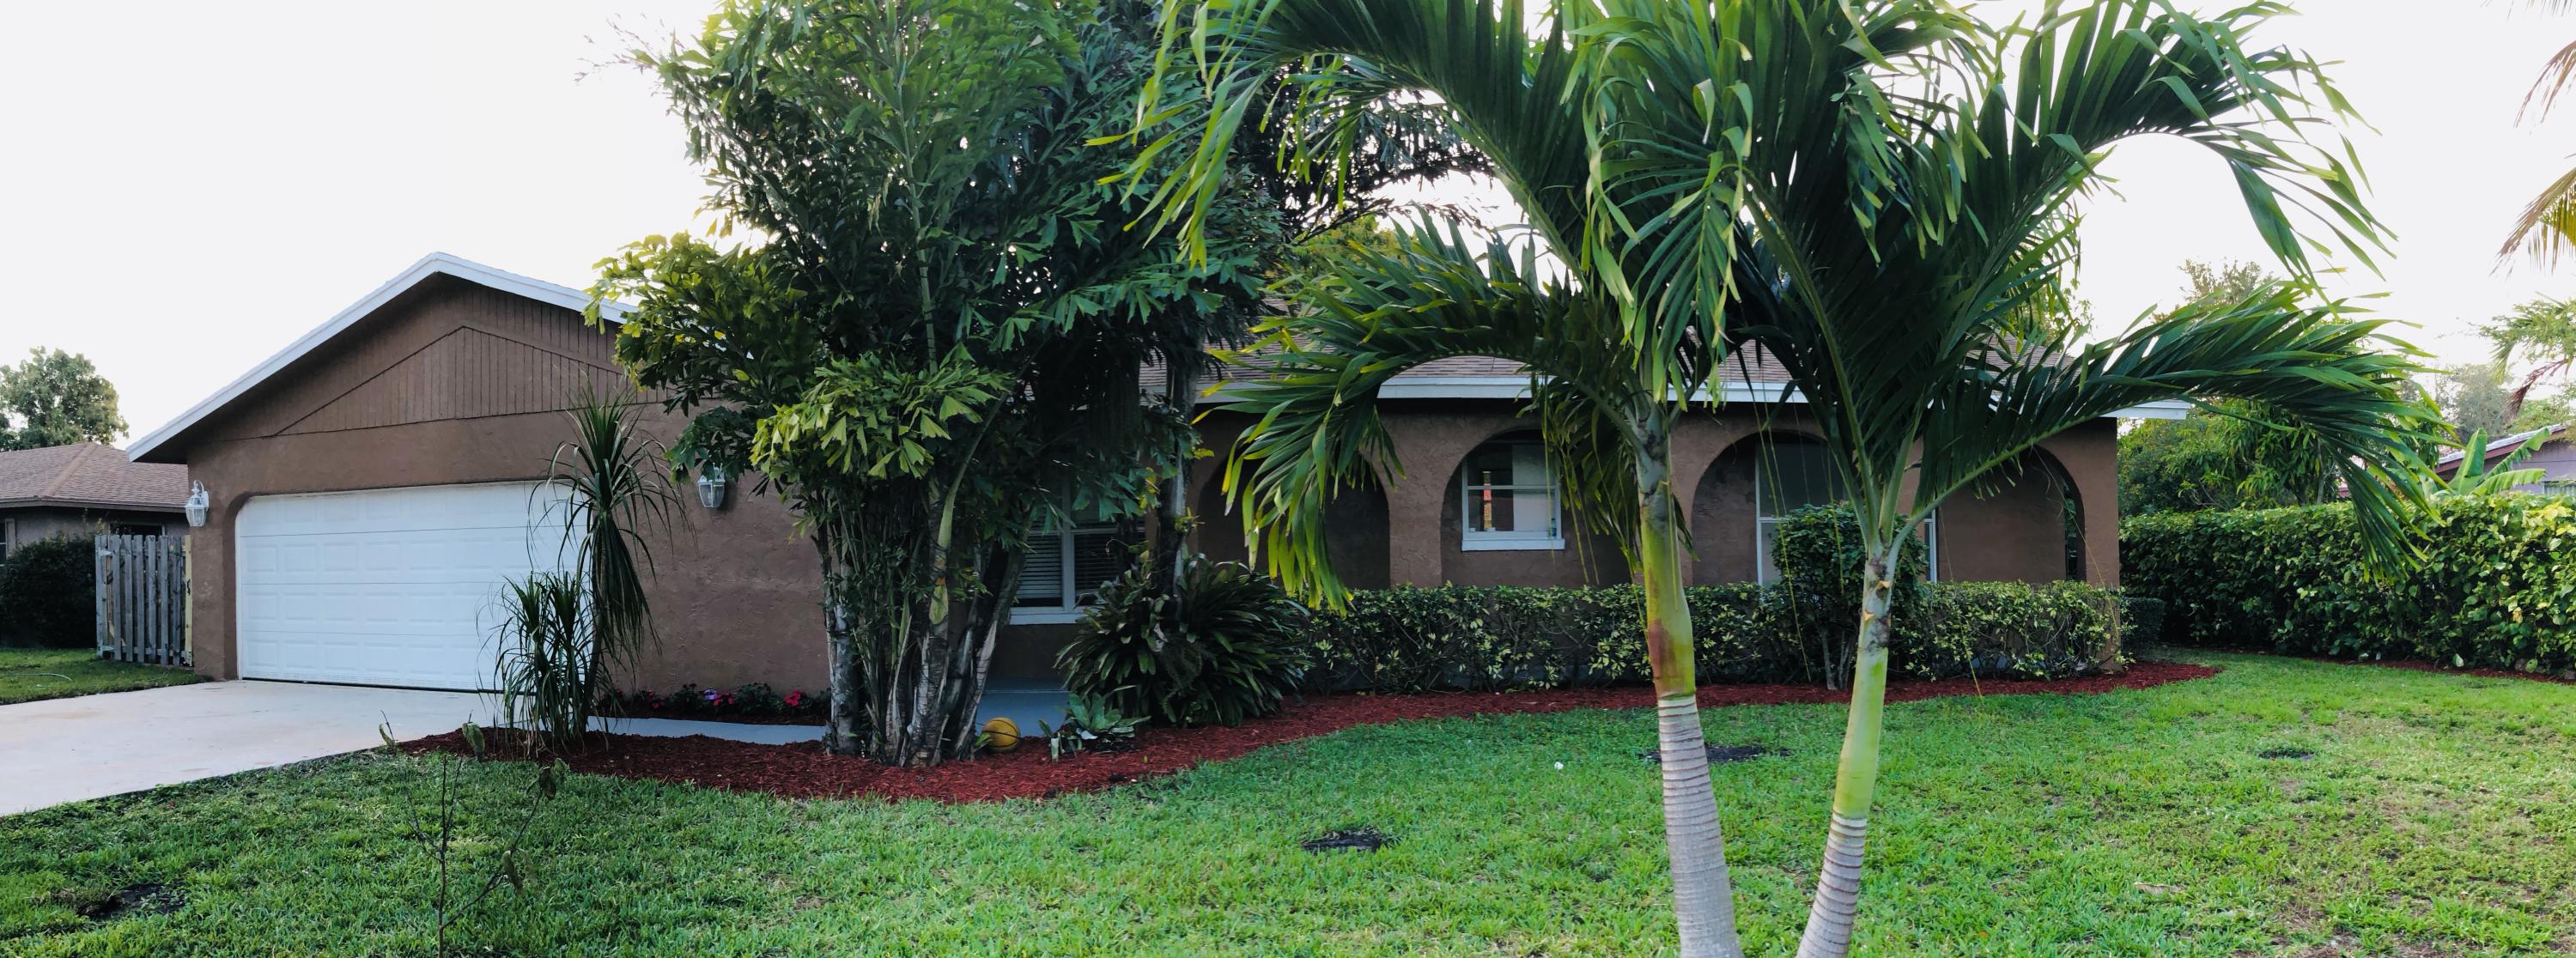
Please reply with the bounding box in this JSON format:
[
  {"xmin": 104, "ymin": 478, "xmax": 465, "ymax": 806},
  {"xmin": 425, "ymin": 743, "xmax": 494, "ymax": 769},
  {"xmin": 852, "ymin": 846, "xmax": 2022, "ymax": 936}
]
[
  {"xmin": 1636, "ymin": 425, "xmax": 1743, "ymax": 958},
  {"xmin": 1795, "ymin": 543, "xmax": 1900, "ymax": 958}
]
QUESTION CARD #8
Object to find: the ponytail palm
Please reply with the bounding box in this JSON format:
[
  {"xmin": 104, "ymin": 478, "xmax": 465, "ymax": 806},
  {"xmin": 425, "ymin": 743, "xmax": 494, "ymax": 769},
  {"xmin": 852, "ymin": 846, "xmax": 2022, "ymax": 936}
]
[{"xmin": 1133, "ymin": 1, "xmax": 2438, "ymax": 955}]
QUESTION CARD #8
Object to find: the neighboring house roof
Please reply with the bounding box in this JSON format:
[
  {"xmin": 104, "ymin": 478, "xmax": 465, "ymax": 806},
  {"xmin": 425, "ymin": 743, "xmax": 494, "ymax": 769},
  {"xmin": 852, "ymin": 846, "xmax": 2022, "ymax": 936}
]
[
  {"xmin": 125, "ymin": 252, "xmax": 629, "ymax": 463},
  {"xmin": 0, "ymin": 442, "xmax": 191, "ymax": 512},
  {"xmin": 2435, "ymin": 423, "xmax": 2568, "ymax": 476}
]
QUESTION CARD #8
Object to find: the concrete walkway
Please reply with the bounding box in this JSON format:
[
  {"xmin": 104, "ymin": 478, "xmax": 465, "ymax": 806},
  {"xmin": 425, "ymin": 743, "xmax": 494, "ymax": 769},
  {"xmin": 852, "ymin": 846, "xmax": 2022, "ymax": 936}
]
[
  {"xmin": 2, "ymin": 679, "xmax": 1074, "ymax": 816},
  {"xmin": 0, "ymin": 681, "xmax": 490, "ymax": 816}
]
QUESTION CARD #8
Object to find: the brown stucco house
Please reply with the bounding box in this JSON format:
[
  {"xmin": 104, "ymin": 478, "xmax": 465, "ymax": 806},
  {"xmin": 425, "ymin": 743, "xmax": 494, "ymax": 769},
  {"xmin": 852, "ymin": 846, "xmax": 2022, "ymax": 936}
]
[
  {"xmin": 0, "ymin": 442, "xmax": 191, "ymax": 561},
  {"xmin": 129, "ymin": 253, "xmax": 2182, "ymax": 699}
]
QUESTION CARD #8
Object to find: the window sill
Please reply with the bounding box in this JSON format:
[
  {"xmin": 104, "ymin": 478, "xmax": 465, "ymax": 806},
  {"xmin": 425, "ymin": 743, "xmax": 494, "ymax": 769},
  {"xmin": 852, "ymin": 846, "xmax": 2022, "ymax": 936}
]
[
  {"xmin": 1459, "ymin": 537, "xmax": 1564, "ymax": 552},
  {"xmin": 1007, "ymin": 608, "xmax": 1091, "ymax": 626}
]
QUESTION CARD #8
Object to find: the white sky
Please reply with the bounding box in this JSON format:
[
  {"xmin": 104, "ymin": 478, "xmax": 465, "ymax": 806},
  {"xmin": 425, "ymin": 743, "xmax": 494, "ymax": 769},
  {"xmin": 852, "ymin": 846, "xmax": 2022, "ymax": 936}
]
[{"xmin": 3, "ymin": 0, "xmax": 2571, "ymax": 445}]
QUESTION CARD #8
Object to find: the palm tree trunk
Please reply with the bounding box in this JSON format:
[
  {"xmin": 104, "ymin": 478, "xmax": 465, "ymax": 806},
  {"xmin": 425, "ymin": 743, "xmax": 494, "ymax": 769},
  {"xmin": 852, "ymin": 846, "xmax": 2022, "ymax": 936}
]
[
  {"xmin": 1795, "ymin": 544, "xmax": 1902, "ymax": 958},
  {"xmin": 1636, "ymin": 433, "xmax": 1744, "ymax": 958}
]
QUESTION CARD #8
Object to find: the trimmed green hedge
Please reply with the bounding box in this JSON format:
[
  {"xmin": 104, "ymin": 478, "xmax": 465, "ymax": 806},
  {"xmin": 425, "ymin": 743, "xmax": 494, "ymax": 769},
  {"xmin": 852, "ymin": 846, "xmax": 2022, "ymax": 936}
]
[
  {"xmin": 1303, "ymin": 578, "xmax": 2125, "ymax": 693},
  {"xmin": 2122, "ymin": 494, "xmax": 2576, "ymax": 676},
  {"xmin": 0, "ymin": 537, "xmax": 94, "ymax": 648}
]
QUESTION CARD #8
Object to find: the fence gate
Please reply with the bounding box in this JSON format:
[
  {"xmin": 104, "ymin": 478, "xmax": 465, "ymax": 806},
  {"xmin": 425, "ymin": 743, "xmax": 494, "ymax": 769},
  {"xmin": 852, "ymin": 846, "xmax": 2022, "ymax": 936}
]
[{"xmin": 95, "ymin": 534, "xmax": 191, "ymax": 666}]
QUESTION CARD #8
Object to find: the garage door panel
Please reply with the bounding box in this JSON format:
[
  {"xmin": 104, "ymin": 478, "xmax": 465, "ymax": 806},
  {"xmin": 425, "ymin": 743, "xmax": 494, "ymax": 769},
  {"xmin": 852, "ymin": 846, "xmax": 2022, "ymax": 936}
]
[{"xmin": 237, "ymin": 482, "xmax": 568, "ymax": 690}]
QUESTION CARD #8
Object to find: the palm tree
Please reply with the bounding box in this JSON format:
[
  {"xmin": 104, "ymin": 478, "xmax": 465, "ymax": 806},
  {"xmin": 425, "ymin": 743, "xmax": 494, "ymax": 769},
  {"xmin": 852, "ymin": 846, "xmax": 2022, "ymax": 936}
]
[
  {"xmin": 2504, "ymin": 2, "xmax": 2576, "ymax": 265},
  {"xmin": 1125, "ymin": 2, "xmax": 2436, "ymax": 955}
]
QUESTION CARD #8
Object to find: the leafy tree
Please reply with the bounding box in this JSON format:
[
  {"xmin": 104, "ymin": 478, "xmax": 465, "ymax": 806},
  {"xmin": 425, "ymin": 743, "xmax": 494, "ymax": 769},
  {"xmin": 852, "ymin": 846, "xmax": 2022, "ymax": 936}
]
[
  {"xmin": 2486, "ymin": 296, "xmax": 2576, "ymax": 422},
  {"xmin": 0, "ymin": 348, "xmax": 125, "ymax": 450},
  {"xmin": 2432, "ymin": 360, "xmax": 2518, "ymax": 442},
  {"xmin": 590, "ymin": 0, "xmax": 1279, "ymax": 764},
  {"xmin": 2510, "ymin": 391, "xmax": 2576, "ymax": 431},
  {"xmin": 1127, "ymin": 3, "xmax": 2437, "ymax": 955}
]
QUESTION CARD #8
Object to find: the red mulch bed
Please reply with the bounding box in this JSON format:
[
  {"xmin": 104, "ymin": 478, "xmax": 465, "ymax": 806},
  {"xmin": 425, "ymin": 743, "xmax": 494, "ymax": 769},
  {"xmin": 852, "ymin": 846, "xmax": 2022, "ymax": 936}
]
[{"xmin": 406, "ymin": 661, "xmax": 2217, "ymax": 804}]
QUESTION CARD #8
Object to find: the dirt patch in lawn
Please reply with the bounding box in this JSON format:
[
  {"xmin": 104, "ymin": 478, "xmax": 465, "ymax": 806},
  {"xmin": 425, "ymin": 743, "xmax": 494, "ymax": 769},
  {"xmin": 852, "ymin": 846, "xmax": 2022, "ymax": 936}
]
[{"xmin": 407, "ymin": 660, "xmax": 2216, "ymax": 803}]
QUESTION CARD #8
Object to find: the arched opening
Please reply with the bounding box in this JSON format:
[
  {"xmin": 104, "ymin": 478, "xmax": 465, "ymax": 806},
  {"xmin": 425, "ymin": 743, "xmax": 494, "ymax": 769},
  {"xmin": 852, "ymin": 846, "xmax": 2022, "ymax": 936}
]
[
  {"xmin": 1190, "ymin": 470, "xmax": 1390, "ymax": 590},
  {"xmin": 1691, "ymin": 430, "xmax": 1948, "ymax": 585},
  {"xmin": 1935, "ymin": 450, "xmax": 2083, "ymax": 583},
  {"xmin": 1441, "ymin": 428, "xmax": 1625, "ymax": 585},
  {"xmin": 1692, "ymin": 430, "xmax": 1843, "ymax": 585}
]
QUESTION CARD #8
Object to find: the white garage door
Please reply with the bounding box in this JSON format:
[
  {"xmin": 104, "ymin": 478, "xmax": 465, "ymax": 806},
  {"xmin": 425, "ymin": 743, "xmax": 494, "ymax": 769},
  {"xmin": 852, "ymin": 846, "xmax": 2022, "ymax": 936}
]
[{"xmin": 236, "ymin": 482, "xmax": 570, "ymax": 690}]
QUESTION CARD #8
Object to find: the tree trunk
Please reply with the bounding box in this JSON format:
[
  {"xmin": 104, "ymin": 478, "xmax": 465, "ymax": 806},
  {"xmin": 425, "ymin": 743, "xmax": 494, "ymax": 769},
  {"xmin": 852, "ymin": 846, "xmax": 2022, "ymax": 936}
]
[
  {"xmin": 1637, "ymin": 432, "xmax": 1744, "ymax": 958},
  {"xmin": 1794, "ymin": 544, "xmax": 1902, "ymax": 958},
  {"xmin": 823, "ymin": 599, "xmax": 866, "ymax": 755}
]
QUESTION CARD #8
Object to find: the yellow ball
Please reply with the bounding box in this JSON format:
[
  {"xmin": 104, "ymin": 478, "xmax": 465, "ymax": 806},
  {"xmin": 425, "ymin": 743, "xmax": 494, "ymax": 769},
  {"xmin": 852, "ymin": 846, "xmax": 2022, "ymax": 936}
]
[{"xmin": 981, "ymin": 718, "xmax": 1021, "ymax": 753}]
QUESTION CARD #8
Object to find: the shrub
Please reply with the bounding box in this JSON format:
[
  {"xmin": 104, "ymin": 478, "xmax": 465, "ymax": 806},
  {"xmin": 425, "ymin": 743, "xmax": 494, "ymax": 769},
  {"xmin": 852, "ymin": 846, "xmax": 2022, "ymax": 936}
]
[
  {"xmin": 0, "ymin": 537, "xmax": 95, "ymax": 648},
  {"xmin": 1908, "ymin": 581, "xmax": 2122, "ymax": 680},
  {"xmin": 1302, "ymin": 579, "xmax": 2118, "ymax": 694},
  {"xmin": 1768, "ymin": 506, "xmax": 1932, "ymax": 683},
  {"xmin": 2122, "ymin": 596, "xmax": 2168, "ymax": 646},
  {"xmin": 1060, "ymin": 558, "xmax": 1314, "ymax": 726},
  {"xmin": 2121, "ymin": 494, "xmax": 2576, "ymax": 675},
  {"xmin": 602, "ymin": 683, "xmax": 828, "ymax": 721}
]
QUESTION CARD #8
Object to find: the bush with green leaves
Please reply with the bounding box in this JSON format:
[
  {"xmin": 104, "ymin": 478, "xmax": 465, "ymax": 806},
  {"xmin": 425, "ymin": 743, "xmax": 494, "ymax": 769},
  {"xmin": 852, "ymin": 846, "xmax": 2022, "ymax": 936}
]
[
  {"xmin": 1909, "ymin": 581, "xmax": 2120, "ymax": 680},
  {"xmin": 0, "ymin": 536, "xmax": 94, "ymax": 648},
  {"xmin": 2123, "ymin": 494, "xmax": 2576, "ymax": 676},
  {"xmin": 1768, "ymin": 506, "xmax": 1933, "ymax": 685},
  {"xmin": 1060, "ymin": 558, "xmax": 1313, "ymax": 726},
  {"xmin": 1303, "ymin": 578, "xmax": 2122, "ymax": 694}
]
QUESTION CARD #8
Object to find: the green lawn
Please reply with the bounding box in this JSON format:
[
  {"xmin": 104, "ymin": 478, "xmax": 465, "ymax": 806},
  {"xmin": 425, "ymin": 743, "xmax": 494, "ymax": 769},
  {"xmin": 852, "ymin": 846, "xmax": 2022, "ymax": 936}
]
[
  {"xmin": 0, "ymin": 648, "xmax": 202, "ymax": 706},
  {"xmin": 3, "ymin": 652, "xmax": 2571, "ymax": 956}
]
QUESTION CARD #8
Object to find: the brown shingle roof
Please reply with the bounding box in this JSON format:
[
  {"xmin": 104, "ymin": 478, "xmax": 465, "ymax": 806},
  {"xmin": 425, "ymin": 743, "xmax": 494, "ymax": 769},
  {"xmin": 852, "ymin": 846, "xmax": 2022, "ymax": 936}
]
[
  {"xmin": 0, "ymin": 443, "xmax": 191, "ymax": 512},
  {"xmin": 1146, "ymin": 344, "xmax": 1799, "ymax": 396}
]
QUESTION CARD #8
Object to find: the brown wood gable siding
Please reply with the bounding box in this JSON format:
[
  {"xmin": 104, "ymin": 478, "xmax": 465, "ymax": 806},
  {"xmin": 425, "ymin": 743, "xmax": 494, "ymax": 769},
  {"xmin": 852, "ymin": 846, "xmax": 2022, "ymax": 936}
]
[
  {"xmin": 279, "ymin": 326, "xmax": 628, "ymax": 435},
  {"xmin": 198, "ymin": 278, "xmax": 631, "ymax": 443}
]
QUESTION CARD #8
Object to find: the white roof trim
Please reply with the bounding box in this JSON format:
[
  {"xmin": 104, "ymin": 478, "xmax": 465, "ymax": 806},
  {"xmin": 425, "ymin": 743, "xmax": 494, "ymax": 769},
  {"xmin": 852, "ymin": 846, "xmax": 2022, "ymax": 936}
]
[
  {"xmin": 1212, "ymin": 375, "xmax": 2189, "ymax": 420},
  {"xmin": 126, "ymin": 252, "xmax": 626, "ymax": 461}
]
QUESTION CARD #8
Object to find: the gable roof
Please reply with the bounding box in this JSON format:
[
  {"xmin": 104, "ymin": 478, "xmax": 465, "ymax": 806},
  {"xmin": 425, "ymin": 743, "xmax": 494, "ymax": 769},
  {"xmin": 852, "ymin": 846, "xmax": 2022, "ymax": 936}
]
[
  {"xmin": 2436, "ymin": 423, "xmax": 2567, "ymax": 474},
  {"xmin": 125, "ymin": 252, "xmax": 626, "ymax": 463},
  {"xmin": 0, "ymin": 442, "xmax": 191, "ymax": 512}
]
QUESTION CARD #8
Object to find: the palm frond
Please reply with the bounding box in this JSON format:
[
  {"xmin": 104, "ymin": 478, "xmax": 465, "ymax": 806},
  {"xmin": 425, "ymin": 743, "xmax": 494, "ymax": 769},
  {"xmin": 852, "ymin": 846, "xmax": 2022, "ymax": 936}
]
[
  {"xmin": 1911, "ymin": 283, "xmax": 2438, "ymax": 572},
  {"xmin": 1212, "ymin": 219, "xmax": 1626, "ymax": 603},
  {"xmin": 1126, "ymin": 0, "xmax": 1592, "ymax": 264},
  {"xmin": 2500, "ymin": 165, "xmax": 2576, "ymax": 269}
]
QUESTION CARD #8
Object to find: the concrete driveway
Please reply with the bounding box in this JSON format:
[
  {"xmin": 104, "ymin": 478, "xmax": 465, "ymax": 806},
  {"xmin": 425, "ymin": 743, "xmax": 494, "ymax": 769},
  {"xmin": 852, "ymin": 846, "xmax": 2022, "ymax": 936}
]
[{"xmin": 0, "ymin": 681, "xmax": 489, "ymax": 816}]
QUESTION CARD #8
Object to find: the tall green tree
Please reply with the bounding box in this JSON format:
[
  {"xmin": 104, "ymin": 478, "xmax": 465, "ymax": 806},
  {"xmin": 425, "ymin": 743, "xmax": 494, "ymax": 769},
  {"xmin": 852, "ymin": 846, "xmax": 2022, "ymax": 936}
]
[
  {"xmin": 2432, "ymin": 360, "xmax": 2518, "ymax": 442},
  {"xmin": 0, "ymin": 348, "xmax": 125, "ymax": 450},
  {"xmin": 1127, "ymin": 2, "xmax": 2437, "ymax": 955},
  {"xmin": 2485, "ymin": 295, "xmax": 2576, "ymax": 422},
  {"xmin": 591, "ymin": 0, "xmax": 1278, "ymax": 765}
]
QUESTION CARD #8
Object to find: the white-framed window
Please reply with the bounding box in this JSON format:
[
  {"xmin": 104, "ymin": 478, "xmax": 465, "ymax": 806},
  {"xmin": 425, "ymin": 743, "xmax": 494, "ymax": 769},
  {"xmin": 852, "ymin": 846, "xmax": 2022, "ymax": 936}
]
[
  {"xmin": 1751, "ymin": 437, "xmax": 1938, "ymax": 584},
  {"xmin": 0, "ymin": 517, "xmax": 13, "ymax": 561},
  {"xmin": 1009, "ymin": 506, "xmax": 1134, "ymax": 625},
  {"xmin": 2543, "ymin": 478, "xmax": 2576, "ymax": 497},
  {"xmin": 1459, "ymin": 439, "xmax": 1563, "ymax": 551}
]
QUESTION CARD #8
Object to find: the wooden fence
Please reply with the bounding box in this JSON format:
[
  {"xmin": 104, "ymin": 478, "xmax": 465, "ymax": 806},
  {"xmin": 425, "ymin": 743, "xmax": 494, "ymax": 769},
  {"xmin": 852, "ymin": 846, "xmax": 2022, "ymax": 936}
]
[{"xmin": 95, "ymin": 534, "xmax": 190, "ymax": 666}]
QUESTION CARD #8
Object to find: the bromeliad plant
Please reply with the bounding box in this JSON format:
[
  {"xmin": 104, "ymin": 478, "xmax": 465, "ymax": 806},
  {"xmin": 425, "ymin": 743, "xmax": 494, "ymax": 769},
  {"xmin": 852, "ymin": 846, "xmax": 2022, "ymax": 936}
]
[
  {"xmin": 1125, "ymin": 2, "xmax": 2443, "ymax": 955},
  {"xmin": 1060, "ymin": 555, "xmax": 1312, "ymax": 726},
  {"xmin": 1036, "ymin": 694, "xmax": 1144, "ymax": 761}
]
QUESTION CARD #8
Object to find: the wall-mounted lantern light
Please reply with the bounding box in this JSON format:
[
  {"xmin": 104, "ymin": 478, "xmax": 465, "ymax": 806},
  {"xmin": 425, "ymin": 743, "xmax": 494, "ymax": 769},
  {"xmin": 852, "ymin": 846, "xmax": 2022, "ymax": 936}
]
[
  {"xmin": 696, "ymin": 465, "xmax": 730, "ymax": 511},
  {"xmin": 184, "ymin": 482, "xmax": 210, "ymax": 528}
]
